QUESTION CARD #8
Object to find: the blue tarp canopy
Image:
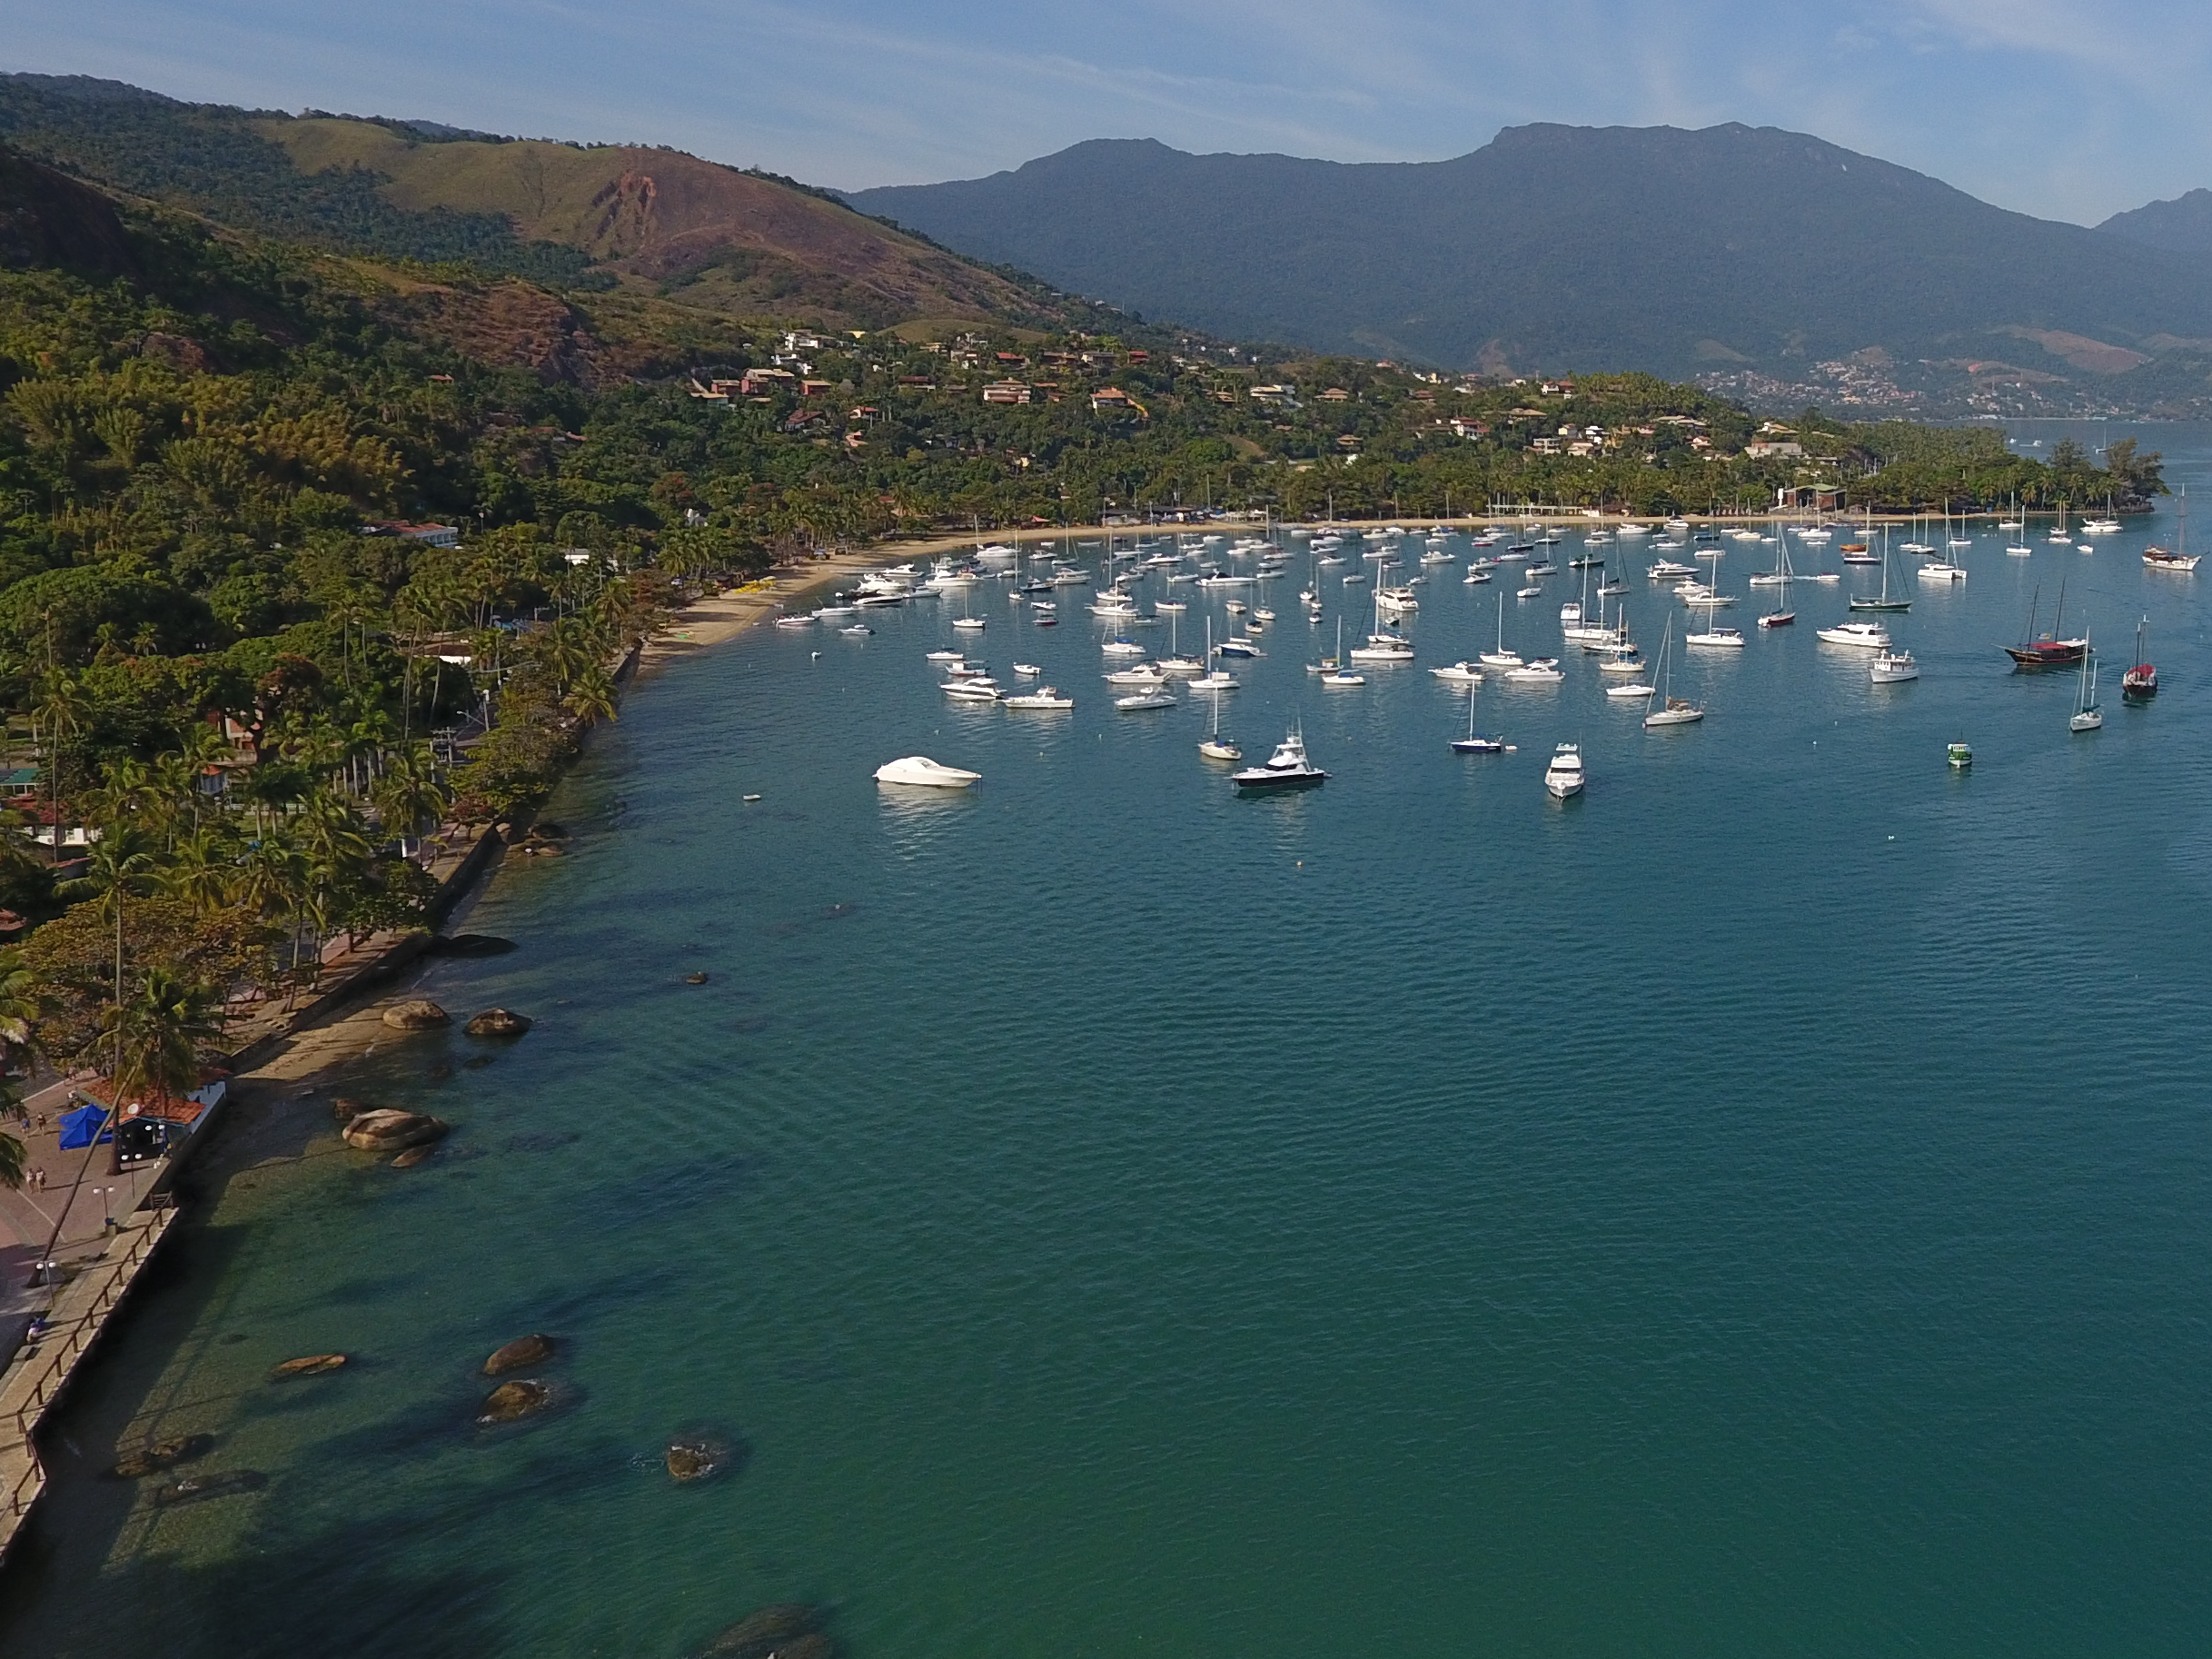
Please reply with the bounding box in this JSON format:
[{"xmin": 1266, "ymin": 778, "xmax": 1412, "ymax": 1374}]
[{"xmin": 57, "ymin": 1102, "xmax": 110, "ymax": 1148}]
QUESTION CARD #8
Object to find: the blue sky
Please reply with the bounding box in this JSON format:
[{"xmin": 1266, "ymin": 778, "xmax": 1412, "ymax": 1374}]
[{"xmin": 12, "ymin": 0, "xmax": 2212, "ymax": 223}]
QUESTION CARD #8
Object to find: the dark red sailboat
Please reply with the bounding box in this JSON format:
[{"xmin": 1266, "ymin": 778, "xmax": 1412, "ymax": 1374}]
[
  {"xmin": 2122, "ymin": 614, "xmax": 2157, "ymax": 700},
  {"xmin": 2004, "ymin": 581, "xmax": 2087, "ymax": 670}
]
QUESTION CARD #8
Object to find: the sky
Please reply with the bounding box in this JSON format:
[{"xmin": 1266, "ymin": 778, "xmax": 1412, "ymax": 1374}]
[{"xmin": 11, "ymin": 0, "xmax": 2212, "ymax": 224}]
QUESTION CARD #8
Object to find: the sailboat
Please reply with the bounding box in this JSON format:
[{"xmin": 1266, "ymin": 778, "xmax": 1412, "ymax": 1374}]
[
  {"xmin": 2144, "ymin": 488, "xmax": 2200, "ymax": 571},
  {"xmin": 1321, "ymin": 618, "xmax": 1366, "ymax": 685},
  {"xmin": 1849, "ymin": 531, "xmax": 1911, "ymax": 611},
  {"xmin": 1479, "ymin": 590, "xmax": 1522, "ymax": 670},
  {"xmin": 1157, "ymin": 610, "xmax": 1204, "ymax": 675},
  {"xmin": 1920, "ymin": 506, "xmax": 1966, "ymax": 581},
  {"xmin": 2003, "ymin": 581, "xmax": 2087, "ymax": 669},
  {"xmin": 2048, "ymin": 502, "xmax": 2071, "ymax": 543},
  {"xmin": 1198, "ymin": 684, "xmax": 1241, "ymax": 760},
  {"xmin": 1450, "ymin": 679, "xmax": 1505, "ymax": 753},
  {"xmin": 2005, "ymin": 493, "xmax": 2033, "ymax": 556},
  {"xmin": 2069, "ymin": 631, "xmax": 2103, "ymax": 731},
  {"xmin": 2122, "ymin": 615, "xmax": 2157, "ymax": 700},
  {"xmin": 1642, "ymin": 619, "xmax": 1704, "ymax": 727}
]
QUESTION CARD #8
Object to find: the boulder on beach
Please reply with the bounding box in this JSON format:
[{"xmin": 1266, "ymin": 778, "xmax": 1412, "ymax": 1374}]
[
  {"xmin": 109, "ymin": 1434, "xmax": 213, "ymax": 1480},
  {"xmin": 483, "ymin": 1334, "xmax": 555, "ymax": 1376},
  {"xmin": 270, "ymin": 1354, "xmax": 346, "ymax": 1380},
  {"xmin": 478, "ymin": 1379, "xmax": 552, "ymax": 1424},
  {"xmin": 342, "ymin": 1109, "xmax": 449, "ymax": 1151},
  {"xmin": 382, "ymin": 999, "xmax": 449, "ymax": 1030},
  {"xmin": 464, "ymin": 1008, "xmax": 532, "ymax": 1038},
  {"xmin": 701, "ymin": 1604, "xmax": 822, "ymax": 1658}
]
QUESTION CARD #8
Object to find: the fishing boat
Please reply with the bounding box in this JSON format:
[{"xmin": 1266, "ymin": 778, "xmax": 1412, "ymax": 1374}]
[
  {"xmin": 1870, "ymin": 650, "xmax": 1919, "ymax": 684},
  {"xmin": 1232, "ymin": 730, "xmax": 1326, "ymax": 790},
  {"xmin": 2069, "ymin": 634, "xmax": 2103, "ymax": 731},
  {"xmin": 2122, "ymin": 615, "xmax": 2157, "ymax": 700},
  {"xmin": 2003, "ymin": 582, "xmax": 2087, "ymax": 669},
  {"xmin": 1543, "ymin": 743, "xmax": 1585, "ymax": 799},
  {"xmin": 1948, "ymin": 741, "xmax": 1973, "ymax": 770}
]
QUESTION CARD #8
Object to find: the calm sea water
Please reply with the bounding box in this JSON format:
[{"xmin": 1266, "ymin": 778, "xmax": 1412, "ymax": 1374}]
[{"xmin": 6, "ymin": 423, "xmax": 2212, "ymax": 1657}]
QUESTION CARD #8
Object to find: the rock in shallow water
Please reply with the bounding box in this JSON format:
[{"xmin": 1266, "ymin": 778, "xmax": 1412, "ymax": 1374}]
[
  {"xmin": 665, "ymin": 1438, "xmax": 728, "ymax": 1482},
  {"xmin": 464, "ymin": 1007, "xmax": 532, "ymax": 1038},
  {"xmin": 700, "ymin": 1604, "xmax": 824, "ymax": 1658},
  {"xmin": 342, "ymin": 1109, "xmax": 449, "ymax": 1151},
  {"xmin": 382, "ymin": 999, "xmax": 449, "ymax": 1030},
  {"xmin": 429, "ymin": 933, "xmax": 516, "ymax": 958},
  {"xmin": 270, "ymin": 1354, "xmax": 346, "ymax": 1380},
  {"xmin": 109, "ymin": 1434, "xmax": 213, "ymax": 1479},
  {"xmin": 482, "ymin": 1334, "xmax": 555, "ymax": 1376},
  {"xmin": 153, "ymin": 1469, "xmax": 267, "ymax": 1506},
  {"xmin": 392, "ymin": 1145, "xmax": 434, "ymax": 1168},
  {"xmin": 478, "ymin": 1379, "xmax": 552, "ymax": 1424}
]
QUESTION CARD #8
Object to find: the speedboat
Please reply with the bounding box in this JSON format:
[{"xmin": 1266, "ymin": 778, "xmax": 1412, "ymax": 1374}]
[
  {"xmin": 925, "ymin": 650, "xmax": 963, "ymax": 662},
  {"xmin": 1003, "ymin": 687, "xmax": 1074, "ymax": 710},
  {"xmin": 1870, "ymin": 651, "xmax": 1919, "ymax": 683},
  {"xmin": 942, "ymin": 678, "xmax": 1002, "ymax": 701},
  {"xmin": 1233, "ymin": 730, "xmax": 1327, "ymax": 790},
  {"xmin": 1504, "ymin": 661, "xmax": 1563, "ymax": 683},
  {"xmin": 1115, "ymin": 690, "xmax": 1177, "ymax": 711},
  {"xmin": 1648, "ymin": 560, "xmax": 1698, "ymax": 580},
  {"xmin": 875, "ymin": 756, "xmax": 979, "ymax": 788},
  {"xmin": 1818, "ymin": 621, "xmax": 1890, "ymax": 650},
  {"xmin": 1013, "ymin": 662, "xmax": 1042, "ymax": 676},
  {"xmin": 1105, "ymin": 665, "xmax": 1166, "ymax": 688},
  {"xmin": 1543, "ymin": 743, "xmax": 1585, "ymax": 799},
  {"xmin": 1429, "ymin": 662, "xmax": 1483, "ymax": 684}
]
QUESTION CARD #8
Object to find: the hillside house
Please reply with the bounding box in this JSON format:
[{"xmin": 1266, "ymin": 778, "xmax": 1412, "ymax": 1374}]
[
  {"xmin": 1320, "ymin": 388, "xmax": 1351, "ymax": 402},
  {"xmin": 1091, "ymin": 387, "xmax": 1146, "ymax": 416},
  {"xmin": 363, "ymin": 522, "xmax": 459, "ymax": 546},
  {"xmin": 1743, "ymin": 437, "xmax": 1805, "ymax": 459},
  {"xmin": 1249, "ymin": 384, "xmax": 1299, "ymax": 407},
  {"xmin": 739, "ymin": 367, "xmax": 796, "ymax": 395},
  {"xmin": 981, "ymin": 381, "xmax": 1033, "ymax": 405}
]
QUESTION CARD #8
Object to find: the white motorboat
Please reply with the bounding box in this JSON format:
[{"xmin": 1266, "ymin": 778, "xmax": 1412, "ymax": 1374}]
[
  {"xmin": 1115, "ymin": 689, "xmax": 1177, "ymax": 711},
  {"xmin": 1543, "ymin": 743, "xmax": 1585, "ymax": 799},
  {"xmin": 1004, "ymin": 687, "xmax": 1074, "ymax": 710},
  {"xmin": 1648, "ymin": 560, "xmax": 1699, "ymax": 580},
  {"xmin": 942, "ymin": 678, "xmax": 1002, "ymax": 701},
  {"xmin": 875, "ymin": 756, "xmax": 979, "ymax": 788},
  {"xmin": 1504, "ymin": 661, "xmax": 1563, "ymax": 683},
  {"xmin": 1013, "ymin": 662, "xmax": 1041, "ymax": 676},
  {"xmin": 1817, "ymin": 621, "xmax": 1891, "ymax": 650},
  {"xmin": 1429, "ymin": 661, "xmax": 1484, "ymax": 685},
  {"xmin": 1919, "ymin": 558, "xmax": 1966, "ymax": 582},
  {"xmin": 925, "ymin": 650, "xmax": 963, "ymax": 662},
  {"xmin": 1869, "ymin": 651, "xmax": 1919, "ymax": 684},
  {"xmin": 1232, "ymin": 730, "xmax": 1327, "ymax": 790},
  {"xmin": 1104, "ymin": 665, "xmax": 1166, "ymax": 688},
  {"xmin": 1605, "ymin": 680, "xmax": 1656, "ymax": 699}
]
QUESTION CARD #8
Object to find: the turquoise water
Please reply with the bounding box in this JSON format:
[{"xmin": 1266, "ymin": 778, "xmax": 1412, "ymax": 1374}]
[{"xmin": 7, "ymin": 427, "xmax": 2212, "ymax": 1656}]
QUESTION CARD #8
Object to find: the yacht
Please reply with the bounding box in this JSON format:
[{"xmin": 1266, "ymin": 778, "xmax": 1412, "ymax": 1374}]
[
  {"xmin": 1504, "ymin": 660, "xmax": 1564, "ymax": 684},
  {"xmin": 1869, "ymin": 650, "xmax": 1919, "ymax": 684},
  {"xmin": 1429, "ymin": 661, "xmax": 1484, "ymax": 685},
  {"xmin": 1818, "ymin": 621, "xmax": 1891, "ymax": 650},
  {"xmin": 942, "ymin": 678, "xmax": 1002, "ymax": 701},
  {"xmin": 875, "ymin": 756, "xmax": 980, "ymax": 788},
  {"xmin": 1115, "ymin": 689, "xmax": 1177, "ymax": 711},
  {"xmin": 1232, "ymin": 730, "xmax": 1328, "ymax": 790},
  {"xmin": 1543, "ymin": 743, "xmax": 1585, "ymax": 799},
  {"xmin": 1003, "ymin": 687, "xmax": 1074, "ymax": 710},
  {"xmin": 1648, "ymin": 560, "xmax": 1699, "ymax": 581}
]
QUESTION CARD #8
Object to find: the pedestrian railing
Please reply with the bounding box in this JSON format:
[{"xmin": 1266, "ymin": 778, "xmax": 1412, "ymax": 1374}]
[{"xmin": 3, "ymin": 1211, "xmax": 174, "ymax": 1445}]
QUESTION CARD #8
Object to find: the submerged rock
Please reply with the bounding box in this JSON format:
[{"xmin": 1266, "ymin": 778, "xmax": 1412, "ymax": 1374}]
[
  {"xmin": 701, "ymin": 1604, "xmax": 821, "ymax": 1658},
  {"xmin": 270, "ymin": 1354, "xmax": 346, "ymax": 1380},
  {"xmin": 482, "ymin": 1334, "xmax": 555, "ymax": 1376},
  {"xmin": 153, "ymin": 1468, "xmax": 267, "ymax": 1506},
  {"xmin": 392, "ymin": 1145, "xmax": 434, "ymax": 1169},
  {"xmin": 342, "ymin": 1109, "xmax": 449, "ymax": 1151},
  {"xmin": 478, "ymin": 1379, "xmax": 552, "ymax": 1424},
  {"xmin": 430, "ymin": 934, "xmax": 517, "ymax": 958},
  {"xmin": 382, "ymin": 999, "xmax": 449, "ymax": 1030},
  {"xmin": 464, "ymin": 1008, "xmax": 532, "ymax": 1038},
  {"xmin": 685, "ymin": 971, "xmax": 709, "ymax": 985},
  {"xmin": 108, "ymin": 1434, "xmax": 213, "ymax": 1480}
]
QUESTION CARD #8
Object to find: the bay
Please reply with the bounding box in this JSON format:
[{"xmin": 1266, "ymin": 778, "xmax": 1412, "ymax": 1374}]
[{"xmin": 5, "ymin": 422, "xmax": 2212, "ymax": 1656}]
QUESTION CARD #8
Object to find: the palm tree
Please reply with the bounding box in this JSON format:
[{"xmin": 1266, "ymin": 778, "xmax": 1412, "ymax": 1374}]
[
  {"xmin": 33, "ymin": 668, "xmax": 90, "ymax": 855},
  {"xmin": 105, "ymin": 966, "xmax": 223, "ymax": 1113},
  {"xmin": 57, "ymin": 824, "xmax": 159, "ymax": 1085},
  {"xmin": 371, "ymin": 741, "xmax": 449, "ymax": 856},
  {"xmin": 562, "ymin": 666, "xmax": 620, "ymax": 726}
]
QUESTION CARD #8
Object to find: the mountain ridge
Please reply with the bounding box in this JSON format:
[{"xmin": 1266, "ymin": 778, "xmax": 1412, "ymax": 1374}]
[{"xmin": 850, "ymin": 125, "xmax": 2212, "ymax": 401}]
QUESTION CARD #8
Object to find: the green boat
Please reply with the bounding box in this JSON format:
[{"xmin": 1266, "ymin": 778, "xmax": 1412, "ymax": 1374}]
[{"xmin": 1948, "ymin": 741, "xmax": 1973, "ymax": 770}]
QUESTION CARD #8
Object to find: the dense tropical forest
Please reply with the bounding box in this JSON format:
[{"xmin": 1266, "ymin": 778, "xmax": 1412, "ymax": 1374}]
[{"xmin": 0, "ymin": 133, "xmax": 2163, "ymax": 1185}]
